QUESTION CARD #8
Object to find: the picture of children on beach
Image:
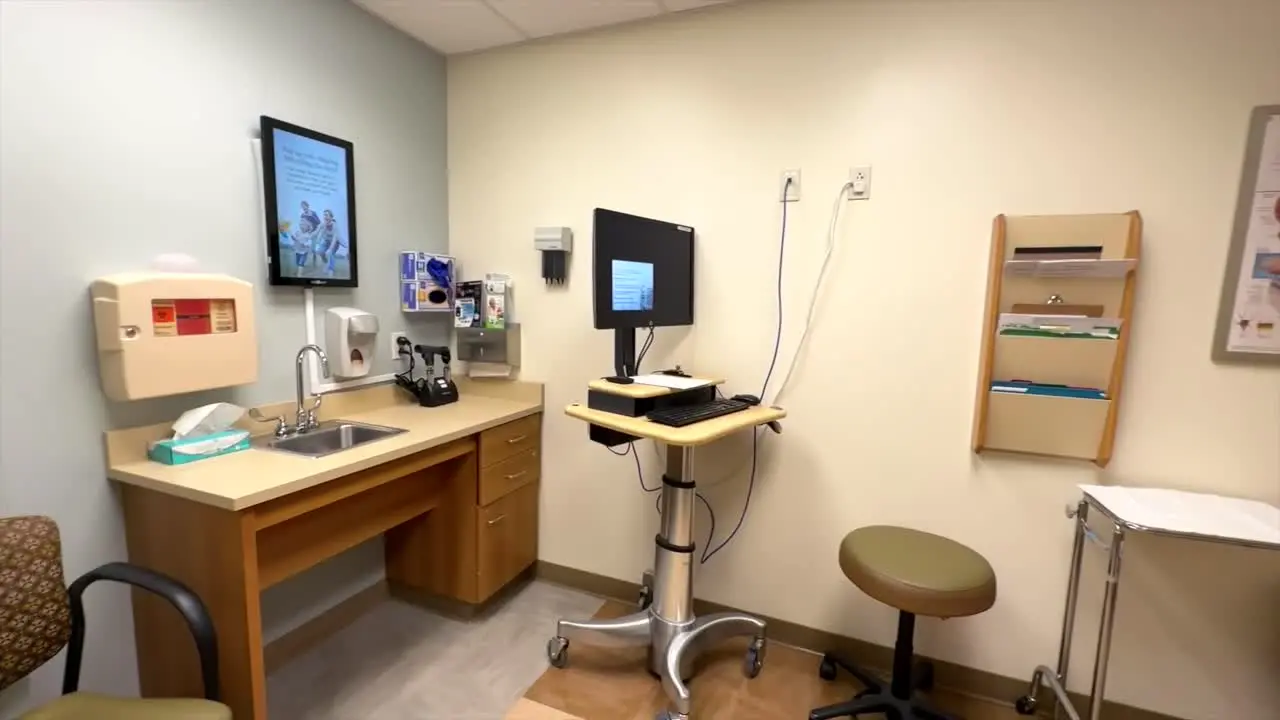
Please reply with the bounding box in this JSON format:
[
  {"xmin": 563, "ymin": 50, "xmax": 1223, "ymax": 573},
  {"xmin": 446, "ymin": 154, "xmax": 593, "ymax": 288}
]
[{"xmin": 268, "ymin": 121, "xmax": 354, "ymax": 282}]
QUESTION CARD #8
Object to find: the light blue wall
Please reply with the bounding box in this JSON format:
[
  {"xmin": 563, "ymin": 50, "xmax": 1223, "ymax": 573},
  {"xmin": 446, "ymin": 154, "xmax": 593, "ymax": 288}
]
[{"xmin": 0, "ymin": 0, "xmax": 447, "ymax": 712}]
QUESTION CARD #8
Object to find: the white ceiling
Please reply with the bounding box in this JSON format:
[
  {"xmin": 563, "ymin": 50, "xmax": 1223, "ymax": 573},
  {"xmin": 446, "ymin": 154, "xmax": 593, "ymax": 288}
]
[{"xmin": 353, "ymin": 0, "xmax": 737, "ymax": 55}]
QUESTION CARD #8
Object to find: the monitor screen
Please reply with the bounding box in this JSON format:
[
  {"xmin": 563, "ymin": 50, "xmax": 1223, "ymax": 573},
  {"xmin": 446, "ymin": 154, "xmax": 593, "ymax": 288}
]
[
  {"xmin": 611, "ymin": 259, "xmax": 655, "ymax": 311},
  {"xmin": 593, "ymin": 209, "xmax": 694, "ymax": 329},
  {"xmin": 260, "ymin": 116, "xmax": 359, "ymax": 287}
]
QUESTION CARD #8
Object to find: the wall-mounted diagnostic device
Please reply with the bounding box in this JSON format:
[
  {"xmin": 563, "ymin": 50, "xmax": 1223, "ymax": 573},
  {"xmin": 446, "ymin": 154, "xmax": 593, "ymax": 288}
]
[
  {"xmin": 325, "ymin": 307, "xmax": 378, "ymax": 379},
  {"xmin": 535, "ymin": 226, "xmax": 572, "ymax": 285},
  {"xmin": 90, "ymin": 272, "xmax": 258, "ymax": 400},
  {"xmin": 592, "ymin": 209, "xmax": 694, "ymax": 380},
  {"xmin": 394, "ymin": 342, "xmax": 459, "ymax": 407}
]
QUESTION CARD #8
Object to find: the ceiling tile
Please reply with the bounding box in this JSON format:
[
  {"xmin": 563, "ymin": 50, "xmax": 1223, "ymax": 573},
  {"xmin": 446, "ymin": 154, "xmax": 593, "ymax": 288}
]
[
  {"xmin": 354, "ymin": 0, "xmax": 525, "ymax": 54},
  {"xmin": 659, "ymin": 0, "xmax": 730, "ymax": 10},
  {"xmin": 486, "ymin": 0, "xmax": 663, "ymax": 39}
]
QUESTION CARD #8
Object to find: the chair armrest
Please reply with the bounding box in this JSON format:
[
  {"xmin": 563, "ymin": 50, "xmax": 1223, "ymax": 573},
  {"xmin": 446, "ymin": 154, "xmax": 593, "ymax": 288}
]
[{"xmin": 63, "ymin": 561, "xmax": 219, "ymax": 701}]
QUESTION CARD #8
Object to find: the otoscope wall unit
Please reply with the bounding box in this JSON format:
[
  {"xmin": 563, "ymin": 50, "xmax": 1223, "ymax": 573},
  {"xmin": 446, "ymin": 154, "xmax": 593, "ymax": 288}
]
[
  {"xmin": 971, "ymin": 212, "xmax": 1142, "ymax": 467},
  {"xmin": 400, "ymin": 252, "xmax": 455, "ymax": 312}
]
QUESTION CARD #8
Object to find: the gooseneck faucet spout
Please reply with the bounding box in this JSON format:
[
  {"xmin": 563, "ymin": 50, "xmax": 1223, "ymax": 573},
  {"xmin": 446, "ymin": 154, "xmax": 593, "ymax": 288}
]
[{"xmin": 295, "ymin": 344, "xmax": 329, "ymax": 433}]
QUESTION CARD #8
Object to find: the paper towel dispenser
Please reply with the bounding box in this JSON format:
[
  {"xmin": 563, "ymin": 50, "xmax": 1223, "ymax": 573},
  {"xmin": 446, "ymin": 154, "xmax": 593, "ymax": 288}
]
[
  {"xmin": 457, "ymin": 325, "xmax": 520, "ymax": 366},
  {"xmin": 90, "ymin": 272, "xmax": 258, "ymax": 401}
]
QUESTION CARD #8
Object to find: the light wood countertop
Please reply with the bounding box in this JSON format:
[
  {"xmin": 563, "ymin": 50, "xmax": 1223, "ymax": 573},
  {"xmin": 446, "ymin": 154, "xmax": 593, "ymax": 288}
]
[
  {"xmin": 106, "ymin": 383, "xmax": 542, "ymax": 511},
  {"xmin": 565, "ymin": 403, "xmax": 784, "ymax": 447}
]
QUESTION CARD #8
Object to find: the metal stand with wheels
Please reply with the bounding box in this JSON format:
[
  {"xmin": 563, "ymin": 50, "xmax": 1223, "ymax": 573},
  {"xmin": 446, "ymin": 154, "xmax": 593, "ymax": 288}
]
[
  {"xmin": 547, "ymin": 445, "xmax": 766, "ymax": 720},
  {"xmin": 1015, "ymin": 488, "xmax": 1280, "ymax": 720},
  {"xmin": 1014, "ymin": 499, "xmax": 1096, "ymax": 720}
]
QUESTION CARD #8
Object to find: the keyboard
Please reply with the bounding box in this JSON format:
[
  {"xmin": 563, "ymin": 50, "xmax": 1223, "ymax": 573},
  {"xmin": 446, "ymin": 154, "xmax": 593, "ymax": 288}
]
[{"xmin": 646, "ymin": 399, "xmax": 751, "ymax": 428}]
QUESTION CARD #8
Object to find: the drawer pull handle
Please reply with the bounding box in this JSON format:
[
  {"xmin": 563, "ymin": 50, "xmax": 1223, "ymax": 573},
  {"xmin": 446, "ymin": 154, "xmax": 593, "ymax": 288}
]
[
  {"xmin": 487, "ymin": 514, "xmax": 507, "ymax": 526},
  {"xmin": 506, "ymin": 435, "xmax": 528, "ymax": 444},
  {"xmin": 504, "ymin": 470, "xmax": 528, "ymax": 481}
]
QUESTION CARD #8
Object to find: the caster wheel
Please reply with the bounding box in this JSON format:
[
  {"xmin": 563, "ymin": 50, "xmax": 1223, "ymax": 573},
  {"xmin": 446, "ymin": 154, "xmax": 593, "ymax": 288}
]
[
  {"xmin": 743, "ymin": 637, "xmax": 765, "ymax": 679},
  {"xmin": 1014, "ymin": 695, "xmax": 1037, "ymax": 715},
  {"xmin": 638, "ymin": 584, "xmax": 653, "ymax": 610},
  {"xmin": 654, "ymin": 711, "xmax": 688, "ymax": 720},
  {"xmin": 818, "ymin": 656, "xmax": 838, "ymax": 681},
  {"xmin": 547, "ymin": 636, "xmax": 569, "ymax": 669}
]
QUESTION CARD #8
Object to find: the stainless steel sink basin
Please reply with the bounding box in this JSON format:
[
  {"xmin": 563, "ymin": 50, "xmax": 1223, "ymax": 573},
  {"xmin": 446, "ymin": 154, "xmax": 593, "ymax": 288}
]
[{"xmin": 261, "ymin": 420, "xmax": 406, "ymax": 458}]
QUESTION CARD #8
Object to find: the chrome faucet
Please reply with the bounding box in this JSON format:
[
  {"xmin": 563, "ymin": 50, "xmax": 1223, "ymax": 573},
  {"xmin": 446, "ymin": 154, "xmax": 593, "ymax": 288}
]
[{"xmin": 295, "ymin": 344, "xmax": 330, "ymax": 433}]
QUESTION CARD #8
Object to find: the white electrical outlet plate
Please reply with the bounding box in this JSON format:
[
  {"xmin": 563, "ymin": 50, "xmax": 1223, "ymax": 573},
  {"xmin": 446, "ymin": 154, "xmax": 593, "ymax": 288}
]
[
  {"xmin": 390, "ymin": 331, "xmax": 408, "ymax": 360},
  {"xmin": 780, "ymin": 169, "xmax": 801, "ymax": 202},
  {"xmin": 849, "ymin": 165, "xmax": 872, "ymax": 200}
]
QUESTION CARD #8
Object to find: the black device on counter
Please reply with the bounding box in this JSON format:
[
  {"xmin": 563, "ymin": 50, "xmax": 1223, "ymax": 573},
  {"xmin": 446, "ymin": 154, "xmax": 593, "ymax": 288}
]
[{"xmin": 394, "ymin": 340, "xmax": 459, "ymax": 407}]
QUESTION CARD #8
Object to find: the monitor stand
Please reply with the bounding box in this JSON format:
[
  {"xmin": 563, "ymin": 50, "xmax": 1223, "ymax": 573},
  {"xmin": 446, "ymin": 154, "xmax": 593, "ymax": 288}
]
[{"xmin": 603, "ymin": 327, "xmax": 637, "ymax": 383}]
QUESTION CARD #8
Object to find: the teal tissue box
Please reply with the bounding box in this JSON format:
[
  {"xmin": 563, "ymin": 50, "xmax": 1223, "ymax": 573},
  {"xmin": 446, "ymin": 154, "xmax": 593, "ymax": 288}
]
[{"xmin": 148, "ymin": 429, "xmax": 251, "ymax": 466}]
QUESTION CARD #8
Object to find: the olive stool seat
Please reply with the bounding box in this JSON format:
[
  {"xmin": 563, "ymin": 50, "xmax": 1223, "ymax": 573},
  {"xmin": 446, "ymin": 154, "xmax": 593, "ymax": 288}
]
[{"xmin": 810, "ymin": 526, "xmax": 997, "ymax": 720}]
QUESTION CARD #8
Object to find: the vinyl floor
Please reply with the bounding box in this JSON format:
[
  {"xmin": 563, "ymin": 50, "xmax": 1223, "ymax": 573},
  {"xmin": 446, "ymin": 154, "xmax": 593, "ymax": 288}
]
[
  {"xmin": 268, "ymin": 580, "xmax": 1024, "ymax": 720},
  {"xmin": 520, "ymin": 600, "xmax": 1024, "ymax": 720}
]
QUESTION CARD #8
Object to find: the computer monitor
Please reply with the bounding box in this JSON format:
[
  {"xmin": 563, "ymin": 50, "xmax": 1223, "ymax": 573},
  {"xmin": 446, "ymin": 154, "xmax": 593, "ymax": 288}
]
[{"xmin": 592, "ymin": 208, "xmax": 694, "ymax": 377}]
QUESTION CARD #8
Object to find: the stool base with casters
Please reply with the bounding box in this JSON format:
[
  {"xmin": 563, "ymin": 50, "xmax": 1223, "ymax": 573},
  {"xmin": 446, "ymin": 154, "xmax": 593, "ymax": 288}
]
[
  {"xmin": 811, "ymin": 612, "xmax": 957, "ymax": 720},
  {"xmin": 546, "ymin": 446, "xmax": 767, "ymax": 720}
]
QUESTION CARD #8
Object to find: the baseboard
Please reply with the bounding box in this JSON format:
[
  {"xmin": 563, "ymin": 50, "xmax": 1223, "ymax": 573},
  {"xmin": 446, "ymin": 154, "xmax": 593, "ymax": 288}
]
[
  {"xmin": 534, "ymin": 561, "xmax": 1184, "ymax": 720},
  {"xmin": 263, "ymin": 579, "xmax": 389, "ymax": 673}
]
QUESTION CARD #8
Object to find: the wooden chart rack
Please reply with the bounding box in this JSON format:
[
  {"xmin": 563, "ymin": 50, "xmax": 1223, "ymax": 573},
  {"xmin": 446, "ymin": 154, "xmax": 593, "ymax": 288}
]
[{"xmin": 971, "ymin": 212, "xmax": 1142, "ymax": 467}]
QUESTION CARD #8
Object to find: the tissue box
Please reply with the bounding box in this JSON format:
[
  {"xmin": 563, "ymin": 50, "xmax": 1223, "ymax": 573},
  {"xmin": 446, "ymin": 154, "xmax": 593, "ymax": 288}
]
[{"xmin": 148, "ymin": 429, "xmax": 251, "ymax": 466}]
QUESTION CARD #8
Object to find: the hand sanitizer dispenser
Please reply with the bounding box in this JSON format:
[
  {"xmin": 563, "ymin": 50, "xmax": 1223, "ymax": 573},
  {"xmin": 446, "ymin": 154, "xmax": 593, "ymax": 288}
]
[{"xmin": 325, "ymin": 307, "xmax": 378, "ymax": 379}]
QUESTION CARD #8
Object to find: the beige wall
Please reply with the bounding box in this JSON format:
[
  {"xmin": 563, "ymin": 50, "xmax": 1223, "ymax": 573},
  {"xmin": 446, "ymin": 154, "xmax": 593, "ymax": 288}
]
[{"xmin": 447, "ymin": 1, "xmax": 1280, "ymax": 717}]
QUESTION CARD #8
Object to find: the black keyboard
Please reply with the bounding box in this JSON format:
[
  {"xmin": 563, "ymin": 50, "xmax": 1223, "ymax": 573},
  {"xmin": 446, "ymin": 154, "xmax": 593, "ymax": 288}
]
[{"xmin": 646, "ymin": 399, "xmax": 751, "ymax": 428}]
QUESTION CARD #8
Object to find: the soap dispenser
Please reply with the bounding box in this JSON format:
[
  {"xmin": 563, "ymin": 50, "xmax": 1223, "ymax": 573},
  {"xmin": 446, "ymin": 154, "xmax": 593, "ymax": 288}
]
[{"xmin": 325, "ymin": 307, "xmax": 378, "ymax": 379}]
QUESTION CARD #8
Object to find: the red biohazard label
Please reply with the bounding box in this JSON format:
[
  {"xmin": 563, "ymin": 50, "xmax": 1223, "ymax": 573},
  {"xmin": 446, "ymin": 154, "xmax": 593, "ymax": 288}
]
[{"xmin": 152, "ymin": 299, "xmax": 237, "ymax": 336}]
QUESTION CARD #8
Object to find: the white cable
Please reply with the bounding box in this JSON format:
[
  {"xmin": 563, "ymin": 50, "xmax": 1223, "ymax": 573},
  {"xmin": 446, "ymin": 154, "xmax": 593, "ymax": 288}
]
[{"xmin": 770, "ymin": 182, "xmax": 853, "ymax": 405}]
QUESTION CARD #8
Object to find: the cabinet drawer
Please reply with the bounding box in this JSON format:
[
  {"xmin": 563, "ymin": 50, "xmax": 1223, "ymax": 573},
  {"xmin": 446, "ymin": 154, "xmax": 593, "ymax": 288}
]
[
  {"xmin": 476, "ymin": 481, "xmax": 538, "ymax": 601},
  {"xmin": 479, "ymin": 414, "xmax": 540, "ymax": 468},
  {"xmin": 478, "ymin": 447, "xmax": 539, "ymax": 506}
]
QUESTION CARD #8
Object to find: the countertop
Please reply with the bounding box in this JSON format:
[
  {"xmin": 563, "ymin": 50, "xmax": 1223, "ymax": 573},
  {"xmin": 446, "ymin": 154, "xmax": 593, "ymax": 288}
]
[
  {"xmin": 106, "ymin": 392, "xmax": 542, "ymax": 511},
  {"xmin": 564, "ymin": 402, "xmax": 784, "ymax": 447}
]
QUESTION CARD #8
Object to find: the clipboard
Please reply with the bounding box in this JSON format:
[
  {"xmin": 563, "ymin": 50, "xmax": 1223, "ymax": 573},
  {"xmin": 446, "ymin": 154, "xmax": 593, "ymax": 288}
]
[{"xmin": 1011, "ymin": 302, "xmax": 1104, "ymax": 317}]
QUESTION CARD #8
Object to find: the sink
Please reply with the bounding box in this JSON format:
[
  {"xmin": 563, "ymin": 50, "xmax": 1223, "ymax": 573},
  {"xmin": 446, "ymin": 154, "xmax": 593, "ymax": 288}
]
[{"xmin": 261, "ymin": 420, "xmax": 406, "ymax": 458}]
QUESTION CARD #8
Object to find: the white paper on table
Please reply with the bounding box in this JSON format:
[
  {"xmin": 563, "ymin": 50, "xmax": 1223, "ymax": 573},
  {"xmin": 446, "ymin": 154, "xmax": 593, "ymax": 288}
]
[
  {"xmin": 629, "ymin": 374, "xmax": 713, "ymax": 391},
  {"xmin": 1079, "ymin": 485, "xmax": 1280, "ymax": 547}
]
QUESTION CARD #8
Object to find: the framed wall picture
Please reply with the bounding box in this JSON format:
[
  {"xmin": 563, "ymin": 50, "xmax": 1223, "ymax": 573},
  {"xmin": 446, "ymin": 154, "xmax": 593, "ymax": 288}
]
[
  {"xmin": 1213, "ymin": 105, "xmax": 1280, "ymax": 364},
  {"xmin": 260, "ymin": 116, "xmax": 359, "ymax": 287}
]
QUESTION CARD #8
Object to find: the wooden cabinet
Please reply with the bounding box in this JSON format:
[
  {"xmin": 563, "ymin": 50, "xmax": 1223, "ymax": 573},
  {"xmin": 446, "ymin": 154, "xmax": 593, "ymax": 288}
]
[
  {"xmin": 386, "ymin": 412, "xmax": 541, "ymax": 605},
  {"xmin": 479, "ymin": 413, "xmax": 540, "ymax": 467},
  {"xmin": 476, "ymin": 481, "xmax": 539, "ymax": 601},
  {"xmin": 473, "ymin": 414, "xmax": 541, "ymax": 600},
  {"xmin": 478, "ymin": 445, "xmax": 539, "ymax": 506}
]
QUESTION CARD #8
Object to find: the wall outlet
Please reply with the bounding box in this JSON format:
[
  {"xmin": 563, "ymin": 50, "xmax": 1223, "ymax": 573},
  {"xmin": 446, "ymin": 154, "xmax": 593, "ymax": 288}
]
[
  {"xmin": 848, "ymin": 165, "xmax": 872, "ymax": 201},
  {"xmin": 780, "ymin": 169, "xmax": 801, "ymax": 202},
  {"xmin": 389, "ymin": 331, "xmax": 409, "ymax": 361}
]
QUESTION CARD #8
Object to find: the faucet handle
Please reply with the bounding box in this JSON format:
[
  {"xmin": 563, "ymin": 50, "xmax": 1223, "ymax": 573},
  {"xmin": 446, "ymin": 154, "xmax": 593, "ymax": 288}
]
[{"xmin": 248, "ymin": 408, "xmax": 289, "ymax": 438}]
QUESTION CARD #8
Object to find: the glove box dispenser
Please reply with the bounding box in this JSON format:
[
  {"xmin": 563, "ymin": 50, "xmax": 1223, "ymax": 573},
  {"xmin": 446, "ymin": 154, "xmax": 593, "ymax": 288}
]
[
  {"xmin": 457, "ymin": 325, "xmax": 521, "ymax": 366},
  {"xmin": 91, "ymin": 272, "xmax": 258, "ymax": 401}
]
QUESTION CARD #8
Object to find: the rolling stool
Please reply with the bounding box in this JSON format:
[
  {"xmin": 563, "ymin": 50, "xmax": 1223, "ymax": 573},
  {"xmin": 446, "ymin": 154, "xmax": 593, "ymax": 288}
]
[{"xmin": 810, "ymin": 526, "xmax": 997, "ymax": 720}]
